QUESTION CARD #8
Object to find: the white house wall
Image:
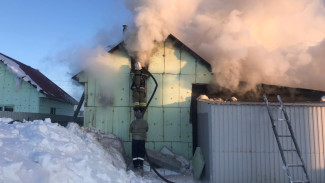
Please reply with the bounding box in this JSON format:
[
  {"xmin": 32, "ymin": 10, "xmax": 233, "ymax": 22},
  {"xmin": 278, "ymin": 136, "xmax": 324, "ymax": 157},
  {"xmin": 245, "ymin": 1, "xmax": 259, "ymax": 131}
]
[{"xmin": 197, "ymin": 101, "xmax": 325, "ymax": 183}]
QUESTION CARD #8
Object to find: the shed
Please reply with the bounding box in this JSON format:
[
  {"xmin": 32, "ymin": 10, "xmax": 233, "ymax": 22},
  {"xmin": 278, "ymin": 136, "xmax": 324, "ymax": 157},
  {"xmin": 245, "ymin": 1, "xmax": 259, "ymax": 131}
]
[
  {"xmin": 74, "ymin": 34, "xmax": 213, "ymax": 158},
  {"xmin": 0, "ymin": 53, "xmax": 77, "ymax": 115},
  {"xmin": 196, "ymin": 86, "xmax": 325, "ymax": 183}
]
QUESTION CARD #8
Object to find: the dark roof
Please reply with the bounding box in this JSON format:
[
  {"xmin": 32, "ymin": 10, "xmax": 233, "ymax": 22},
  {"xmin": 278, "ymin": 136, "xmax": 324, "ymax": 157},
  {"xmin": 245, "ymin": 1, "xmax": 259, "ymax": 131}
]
[
  {"xmin": 0, "ymin": 53, "xmax": 78, "ymax": 105},
  {"xmin": 192, "ymin": 83, "xmax": 325, "ymax": 103}
]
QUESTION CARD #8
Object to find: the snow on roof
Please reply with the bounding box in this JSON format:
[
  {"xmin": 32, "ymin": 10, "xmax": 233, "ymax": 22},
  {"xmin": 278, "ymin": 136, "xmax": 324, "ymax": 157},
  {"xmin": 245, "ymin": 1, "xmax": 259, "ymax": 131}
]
[{"xmin": 0, "ymin": 53, "xmax": 78, "ymax": 105}]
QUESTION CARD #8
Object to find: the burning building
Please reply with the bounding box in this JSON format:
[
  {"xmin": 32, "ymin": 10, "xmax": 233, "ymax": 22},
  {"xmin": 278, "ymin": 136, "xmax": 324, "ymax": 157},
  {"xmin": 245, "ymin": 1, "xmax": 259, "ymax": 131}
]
[{"xmin": 74, "ymin": 34, "xmax": 212, "ymax": 159}]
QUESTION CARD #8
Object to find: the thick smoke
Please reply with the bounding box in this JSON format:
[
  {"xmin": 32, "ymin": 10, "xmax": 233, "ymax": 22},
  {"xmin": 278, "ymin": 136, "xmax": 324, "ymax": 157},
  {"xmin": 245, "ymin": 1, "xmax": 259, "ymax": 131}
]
[
  {"xmin": 124, "ymin": 0, "xmax": 325, "ymax": 92},
  {"xmin": 56, "ymin": 26, "xmax": 123, "ymax": 106}
]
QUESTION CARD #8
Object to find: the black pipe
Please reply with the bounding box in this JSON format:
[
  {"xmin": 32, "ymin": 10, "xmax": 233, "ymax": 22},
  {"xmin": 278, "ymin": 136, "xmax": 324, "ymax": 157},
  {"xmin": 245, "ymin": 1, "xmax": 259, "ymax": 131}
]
[{"xmin": 141, "ymin": 67, "xmax": 158, "ymax": 114}]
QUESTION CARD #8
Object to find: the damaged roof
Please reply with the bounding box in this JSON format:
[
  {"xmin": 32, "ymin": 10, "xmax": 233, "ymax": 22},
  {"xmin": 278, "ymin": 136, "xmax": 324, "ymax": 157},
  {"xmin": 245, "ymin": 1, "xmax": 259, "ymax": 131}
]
[
  {"xmin": 0, "ymin": 53, "xmax": 78, "ymax": 105},
  {"xmin": 192, "ymin": 83, "xmax": 325, "ymax": 103}
]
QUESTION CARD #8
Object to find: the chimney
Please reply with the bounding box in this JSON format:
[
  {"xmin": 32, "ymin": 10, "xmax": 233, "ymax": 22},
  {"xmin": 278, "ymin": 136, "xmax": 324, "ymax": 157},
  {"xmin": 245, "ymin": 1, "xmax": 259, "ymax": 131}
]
[{"xmin": 123, "ymin": 25, "xmax": 128, "ymax": 33}]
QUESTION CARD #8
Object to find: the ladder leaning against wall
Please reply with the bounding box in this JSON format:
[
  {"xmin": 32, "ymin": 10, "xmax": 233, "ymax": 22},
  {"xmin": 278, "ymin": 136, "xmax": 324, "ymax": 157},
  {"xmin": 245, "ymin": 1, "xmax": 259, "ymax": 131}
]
[{"xmin": 263, "ymin": 95, "xmax": 310, "ymax": 183}]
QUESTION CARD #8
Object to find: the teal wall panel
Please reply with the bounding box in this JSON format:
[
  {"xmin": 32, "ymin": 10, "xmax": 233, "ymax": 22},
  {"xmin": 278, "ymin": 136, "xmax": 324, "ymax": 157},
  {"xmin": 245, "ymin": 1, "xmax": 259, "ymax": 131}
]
[
  {"xmin": 84, "ymin": 107, "xmax": 96, "ymax": 127},
  {"xmin": 180, "ymin": 50, "xmax": 196, "ymax": 74},
  {"xmin": 163, "ymin": 74, "xmax": 179, "ymax": 107},
  {"xmin": 95, "ymin": 107, "xmax": 113, "ymax": 133},
  {"xmin": 39, "ymin": 98, "xmax": 74, "ymax": 116},
  {"xmin": 147, "ymin": 107, "xmax": 164, "ymax": 141},
  {"xmin": 145, "ymin": 141, "xmax": 155, "ymax": 152},
  {"xmin": 164, "ymin": 108, "xmax": 181, "ymax": 141},
  {"xmin": 196, "ymin": 73, "xmax": 212, "ymax": 84},
  {"xmin": 148, "ymin": 42, "xmax": 165, "ymax": 74},
  {"xmin": 113, "ymin": 74, "xmax": 130, "ymax": 106},
  {"xmin": 113, "ymin": 107, "xmax": 131, "ymax": 141},
  {"xmin": 165, "ymin": 41, "xmax": 180, "ymax": 74},
  {"xmin": 172, "ymin": 142, "xmax": 190, "ymax": 158},
  {"xmin": 123, "ymin": 141, "xmax": 132, "ymax": 159},
  {"xmin": 86, "ymin": 77, "xmax": 96, "ymax": 107},
  {"xmin": 181, "ymin": 107, "xmax": 192, "ymax": 142},
  {"xmin": 196, "ymin": 59, "xmax": 210, "ymax": 74},
  {"xmin": 180, "ymin": 75, "xmax": 195, "ymax": 107}
]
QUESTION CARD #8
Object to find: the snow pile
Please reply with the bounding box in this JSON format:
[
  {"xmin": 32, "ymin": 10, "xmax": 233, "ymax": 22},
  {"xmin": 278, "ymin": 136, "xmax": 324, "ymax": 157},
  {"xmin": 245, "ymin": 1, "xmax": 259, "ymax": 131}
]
[{"xmin": 0, "ymin": 118, "xmax": 137, "ymax": 183}]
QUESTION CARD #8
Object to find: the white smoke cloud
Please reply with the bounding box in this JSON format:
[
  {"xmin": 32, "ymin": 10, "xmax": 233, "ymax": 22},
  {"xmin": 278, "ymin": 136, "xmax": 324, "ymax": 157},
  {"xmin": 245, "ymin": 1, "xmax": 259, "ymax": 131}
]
[{"xmin": 124, "ymin": 0, "xmax": 325, "ymax": 91}]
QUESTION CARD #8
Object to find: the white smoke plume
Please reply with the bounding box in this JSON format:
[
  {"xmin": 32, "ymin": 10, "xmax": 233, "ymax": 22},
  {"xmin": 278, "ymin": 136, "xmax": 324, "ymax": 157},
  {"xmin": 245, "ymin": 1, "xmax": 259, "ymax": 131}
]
[
  {"xmin": 124, "ymin": 0, "xmax": 325, "ymax": 92},
  {"xmin": 83, "ymin": 47, "xmax": 119, "ymax": 107}
]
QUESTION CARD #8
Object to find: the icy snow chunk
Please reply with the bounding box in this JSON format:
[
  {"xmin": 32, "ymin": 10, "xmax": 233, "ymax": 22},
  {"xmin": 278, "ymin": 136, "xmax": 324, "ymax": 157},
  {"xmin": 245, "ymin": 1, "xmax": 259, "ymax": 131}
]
[
  {"xmin": 196, "ymin": 94, "xmax": 209, "ymax": 101},
  {"xmin": 0, "ymin": 118, "xmax": 14, "ymax": 124},
  {"xmin": 44, "ymin": 118, "xmax": 51, "ymax": 123}
]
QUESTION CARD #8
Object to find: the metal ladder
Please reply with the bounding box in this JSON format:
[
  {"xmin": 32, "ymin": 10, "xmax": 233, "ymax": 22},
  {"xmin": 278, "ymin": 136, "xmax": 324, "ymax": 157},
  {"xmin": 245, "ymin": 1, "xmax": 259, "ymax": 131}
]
[{"xmin": 263, "ymin": 95, "xmax": 310, "ymax": 183}]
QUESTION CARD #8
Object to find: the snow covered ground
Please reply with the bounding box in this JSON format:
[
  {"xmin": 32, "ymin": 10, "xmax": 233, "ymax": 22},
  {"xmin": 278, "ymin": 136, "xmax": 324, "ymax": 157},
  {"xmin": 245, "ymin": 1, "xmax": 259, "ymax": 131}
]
[{"xmin": 0, "ymin": 118, "xmax": 197, "ymax": 183}]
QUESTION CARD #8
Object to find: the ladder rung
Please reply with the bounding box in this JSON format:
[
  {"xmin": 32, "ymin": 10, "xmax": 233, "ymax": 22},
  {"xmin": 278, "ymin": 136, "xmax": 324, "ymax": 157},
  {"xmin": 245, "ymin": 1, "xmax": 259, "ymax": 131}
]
[
  {"xmin": 278, "ymin": 135, "xmax": 291, "ymax": 137},
  {"xmin": 283, "ymin": 149, "xmax": 296, "ymax": 152},
  {"xmin": 290, "ymin": 180, "xmax": 309, "ymax": 183},
  {"xmin": 287, "ymin": 164, "xmax": 304, "ymax": 167}
]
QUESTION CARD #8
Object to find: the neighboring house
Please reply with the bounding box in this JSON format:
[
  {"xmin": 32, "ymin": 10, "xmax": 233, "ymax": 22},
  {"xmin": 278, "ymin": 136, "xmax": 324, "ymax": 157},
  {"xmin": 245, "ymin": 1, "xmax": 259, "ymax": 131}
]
[
  {"xmin": 74, "ymin": 34, "xmax": 212, "ymax": 159},
  {"xmin": 0, "ymin": 53, "xmax": 78, "ymax": 116}
]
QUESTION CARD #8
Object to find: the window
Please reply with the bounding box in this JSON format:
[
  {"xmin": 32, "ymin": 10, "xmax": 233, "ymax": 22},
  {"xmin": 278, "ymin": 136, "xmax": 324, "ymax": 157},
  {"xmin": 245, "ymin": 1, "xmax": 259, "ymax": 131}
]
[
  {"xmin": 50, "ymin": 108, "xmax": 56, "ymax": 115},
  {"xmin": 4, "ymin": 106, "xmax": 14, "ymax": 112},
  {"xmin": 0, "ymin": 106, "xmax": 14, "ymax": 112}
]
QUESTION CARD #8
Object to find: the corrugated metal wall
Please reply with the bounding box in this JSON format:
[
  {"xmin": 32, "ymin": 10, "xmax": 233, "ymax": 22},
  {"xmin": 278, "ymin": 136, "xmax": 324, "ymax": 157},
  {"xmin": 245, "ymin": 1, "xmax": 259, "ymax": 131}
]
[{"xmin": 197, "ymin": 102, "xmax": 325, "ymax": 183}]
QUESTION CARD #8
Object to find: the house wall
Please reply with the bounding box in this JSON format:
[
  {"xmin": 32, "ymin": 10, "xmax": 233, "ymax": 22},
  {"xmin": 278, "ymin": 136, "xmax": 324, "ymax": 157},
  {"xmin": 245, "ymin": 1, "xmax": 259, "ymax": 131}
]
[
  {"xmin": 197, "ymin": 101, "xmax": 325, "ymax": 183},
  {"xmin": 0, "ymin": 62, "xmax": 40, "ymax": 113},
  {"xmin": 83, "ymin": 38, "xmax": 212, "ymax": 159},
  {"xmin": 39, "ymin": 97, "xmax": 75, "ymax": 116}
]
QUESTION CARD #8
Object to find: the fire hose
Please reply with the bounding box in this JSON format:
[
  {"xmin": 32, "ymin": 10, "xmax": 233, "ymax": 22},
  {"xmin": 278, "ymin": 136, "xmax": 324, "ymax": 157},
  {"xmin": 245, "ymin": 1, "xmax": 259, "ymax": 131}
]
[{"xmin": 141, "ymin": 68, "xmax": 175, "ymax": 183}]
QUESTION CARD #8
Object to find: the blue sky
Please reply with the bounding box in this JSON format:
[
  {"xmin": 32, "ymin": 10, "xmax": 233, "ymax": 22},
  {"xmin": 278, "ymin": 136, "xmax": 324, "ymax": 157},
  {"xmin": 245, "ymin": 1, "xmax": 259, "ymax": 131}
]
[{"xmin": 0, "ymin": 0, "xmax": 132, "ymax": 99}]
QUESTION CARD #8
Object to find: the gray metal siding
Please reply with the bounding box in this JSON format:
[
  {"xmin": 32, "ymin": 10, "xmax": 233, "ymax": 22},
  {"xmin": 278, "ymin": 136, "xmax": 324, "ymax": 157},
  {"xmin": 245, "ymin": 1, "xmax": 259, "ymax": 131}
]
[{"xmin": 197, "ymin": 102, "xmax": 325, "ymax": 183}]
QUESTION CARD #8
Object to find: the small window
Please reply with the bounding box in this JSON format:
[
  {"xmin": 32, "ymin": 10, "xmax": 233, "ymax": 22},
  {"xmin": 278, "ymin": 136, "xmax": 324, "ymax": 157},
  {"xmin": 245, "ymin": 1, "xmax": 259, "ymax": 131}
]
[
  {"xmin": 50, "ymin": 108, "xmax": 56, "ymax": 115},
  {"xmin": 0, "ymin": 106, "xmax": 3, "ymax": 111},
  {"xmin": 4, "ymin": 106, "xmax": 14, "ymax": 112}
]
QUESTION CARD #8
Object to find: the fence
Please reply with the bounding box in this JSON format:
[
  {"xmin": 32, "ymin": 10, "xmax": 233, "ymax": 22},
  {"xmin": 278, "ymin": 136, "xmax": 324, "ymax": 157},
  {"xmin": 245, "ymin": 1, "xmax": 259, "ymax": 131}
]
[{"xmin": 0, "ymin": 111, "xmax": 83, "ymax": 126}]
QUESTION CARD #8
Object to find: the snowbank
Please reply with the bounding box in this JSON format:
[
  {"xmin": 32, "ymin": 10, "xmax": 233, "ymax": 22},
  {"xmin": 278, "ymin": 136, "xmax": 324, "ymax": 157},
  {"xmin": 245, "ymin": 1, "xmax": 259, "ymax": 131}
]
[
  {"xmin": 0, "ymin": 118, "xmax": 198, "ymax": 183},
  {"xmin": 0, "ymin": 118, "xmax": 137, "ymax": 183}
]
